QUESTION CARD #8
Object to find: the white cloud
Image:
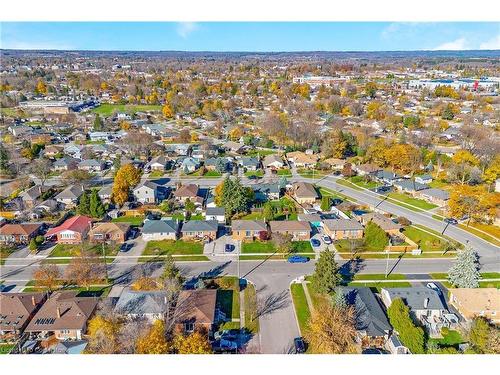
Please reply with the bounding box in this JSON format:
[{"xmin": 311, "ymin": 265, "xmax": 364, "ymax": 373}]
[
  {"xmin": 433, "ymin": 38, "xmax": 468, "ymax": 50},
  {"xmin": 176, "ymin": 22, "xmax": 199, "ymax": 38},
  {"xmin": 479, "ymin": 34, "xmax": 500, "ymax": 50}
]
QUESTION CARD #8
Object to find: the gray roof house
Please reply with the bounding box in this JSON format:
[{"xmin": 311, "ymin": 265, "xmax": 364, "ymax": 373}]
[
  {"xmin": 141, "ymin": 219, "xmax": 179, "ymax": 241},
  {"xmin": 252, "ymin": 183, "xmax": 281, "ymax": 202},
  {"xmin": 240, "ymin": 157, "xmax": 260, "ymax": 170},
  {"xmin": 418, "ymin": 188, "xmax": 450, "ymax": 206},
  {"xmin": 373, "ymin": 170, "xmax": 401, "ymax": 185},
  {"xmin": 133, "ymin": 181, "xmax": 168, "ymax": 204},
  {"xmin": 52, "ymin": 156, "xmax": 79, "ymax": 171},
  {"xmin": 78, "ymin": 159, "xmax": 105, "ymax": 171},
  {"xmin": 393, "ymin": 180, "xmax": 429, "ymax": 193},
  {"xmin": 205, "ymin": 207, "xmax": 226, "ymax": 223},
  {"xmin": 114, "ymin": 288, "xmax": 168, "ymax": 322},
  {"xmin": 55, "ymin": 185, "xmax": 85, "ymax": 206},
  {"xmin": 181, "ymin": 220, "xmax": 219, "ymax": 240}
]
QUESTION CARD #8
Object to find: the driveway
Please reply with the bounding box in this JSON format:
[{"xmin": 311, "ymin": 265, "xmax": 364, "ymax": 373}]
[{"xmin": 204, "ymin": 235, "xmax": 240, "ymax": 257}]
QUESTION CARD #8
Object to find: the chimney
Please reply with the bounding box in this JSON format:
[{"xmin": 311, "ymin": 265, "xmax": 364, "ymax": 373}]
[
  {"xmin": 31, "ymin": 295, "xmax": 36, "ymax": 306},
  {"xmin": 56, "ymin": 307, "xmax": 61, "ymax": 318},
  {"xmin": 424, "ymin": 298, "xmax": 429, "ymax": 309}
]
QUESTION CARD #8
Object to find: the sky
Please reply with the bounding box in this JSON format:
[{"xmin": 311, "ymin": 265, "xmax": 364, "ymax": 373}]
[{"xmin": 1, "ymin": 22, "xmax": 499, "ymax": 52}]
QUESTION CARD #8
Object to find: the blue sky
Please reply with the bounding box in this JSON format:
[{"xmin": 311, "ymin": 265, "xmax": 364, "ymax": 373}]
[{"xmin": 1, "ymin": 22, "xmax": 499, "ymax": 51}]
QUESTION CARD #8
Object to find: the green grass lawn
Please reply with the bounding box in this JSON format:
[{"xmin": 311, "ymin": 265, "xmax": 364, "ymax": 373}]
[
  {"xmin": 387, "ymin": 192, "xmax": 438, "ymax": 211},
  {"xmin": 215, "ymin": 276, "xmax": 240, "ymax": 321},
  {"xmin": 297, "ymin": 168, "xmax": 330, "ymax": 179},
  {"xmin": 245, "ymin": 149, "xmax": 276, "ymax": 157},
  {"xmin": 0, "ymin": 344, "xmax": 15, "ymax": 354},
  {"xmin": 241, "ymin": 241, "xmax": 275, "ymax": 254},
  {"xmin": 203, "ymin": 170, "xmax": 222, "ymax": 177},
  {"xmin": 239, "ymin": 211, "xmax": 265, "ymax": 220},
  {"xmin": 111, "ymin": 215, "xmax": 145, "ymax": 226},
  {"xmin": 351, "ymin": 273, "xmax": 407, "ymax": 281},
  {"xmin": 290, "ymin": 283, "xmax": 311, "ymax": 335},
  {"xmin": 403, "ymin": 226, "xmax": 449, "ymax": 251},
  {"xmin": 0, "ymin": 246, "xmax": 17, "ymax": 265},
  {"xmin": 429, "ymin": 329, "xmax": 464, "ymax": 348},
  {"xmin": 318, "ymin": 187, "xmax": 355, "ymax": 202},
  {"xmin": 346, "ymin": 281, "xmax": 412, "ymax": 292},
  {"xmin": 143, "ymin": 240, "xmax": 203, "ymax": 256},
  {"xmin": 336, "ymin": 178, "xmax": 363, "ymax": 191},
  {"xmin": 149, "ymin": 170, "xmax": 165, "ymax": 178},
  {"xmin": 348, "ymin": 176, "xmax": 380, "ymax": 190},
  {"xmin": 276, "ymin": 168, "xmax": 292, "ymax": 176},
  {"xmin": 91, "ymin": 104, "xmax": 162, "ymax": 116},
  {"xmin": 428, "ymin": 180, "xmax": 449, "ymax": 189},
  {"xmin": 48, "ymin": 243, "xmax": 119, "ymax": 258},
  {"xmin": 244, "ymin": 170, "xmax": 264, "ymax": 178},
  {"xmin": 244, "ymin": 283, "xmax": 259, "ymax": 333}
]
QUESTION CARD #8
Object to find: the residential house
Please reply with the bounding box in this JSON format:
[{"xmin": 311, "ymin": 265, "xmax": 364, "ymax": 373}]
[
  {"xmin": 323, "ymin": 219, "xmax": 364, "ymax": 240},
  {"xmin": 358, "ymin": 212, "xmax": 402, "ymax": 236},
  {"xmin": 176, "ymin": 289, "xmax": 219, "ymax": 334},
  {"xmin": 0, "ymin": 223, "xmax": 42, "ymax": 245},
  {"xmin": 252, "ymin": 183, "xmax": 282, "ymax": 202},
  {"xmin": 0, "ymin": 293, "xmax": 47, "ymax": 341},
  {"xmin": 415, "ymin": 174, "xmax": 433, "ymax": 184},
  {"xmin": 338, "ymin": 287, "xmax": 392, "ymax": 349},
  {"xmin": 322, "ymin": 158, "xmax": 346, "ymax": 170},
  {"xmin": 98, "ymin": 185, "xmax": 113, "ymax": 203},
  {"xmin": 354, "ymin": 163, "xmax": 381, "ymax": 176},
  {"xmin": 142, "ymin": 219, "xmax": 179, "ymax": 241},
  {"xmin": 133, "ymin": 181, "xmax": 169, "ymax": 204},
  {"xmin": 173, "ymin": 184, "xmax": 203, "ymax": 205},
  {"xmin": 270, "ymin": 221, "xmax": 311, "ymax": 241},
  {"xmin": 19, "ymin": 185, "xmax": 48, "ymax": 209},
  {"xmin": 386, "ymin": 335, "xmax": 410, "ymax": 354},
  {"xmin": 286, "ymin": 151, "xmax": 318, "ymax": 168},
  {"xmin": 417, "ymin": 188, "xmax": 450, "ymax": 207},
  {"xmin": 231, "ymin": 220, "xmax": 268, "ymax": 241},
  {"xmin": 52, "ymin": 156, "xmax": 79, "ymax": 172},
  {"xmin": 262, "ymin": 154, "xmax": 284, "ymax": 169},
  {"xmin": 204, "ymin": 157, "xmax": 229, "ymax": 172},
  {"xmin": 291, "ymin": 182, "xmax": 318, "ymax": 205},
  {"xmin": 114, "ymin": 288, "xmax": 168, "ymax": 322},
  {"xmin": 53, "ymin": 340, "xmax": 88, "ymax": 354},
  {"xmin": 297, "ymin": 214, "xmax": 323, "ymax": 228},
  {"xmin": 147, "ymin": 155, "xmax": 170, "ymax": 172},
  {"xmin": 205, "ymin": 207, "xmax": 226, "ymax": 223},
  {"xmin": 222, "ymin": 141, "xmax": 245, "ymax": 154},
  {"xmin": 393, "ymin": 180, "xmax": 429, "ymax": 195},
  {"xmin": 55, "ymin": 185, "xmax": 85, "ymax": 207},
  {"xmin": 43, "ymin": 145, "xmax": 63, "ymax": 159},
  {"xmin": 373, "ymin": 170, "xmax": 401, "ymax": 185},
  {"xmin": 31, "ymin": 199, "xmax": 60, "ymax": 219},
  {"xmin": 78, "ymin": 159, "xmax": 105, "ymax": 172},
  {"xmin": 24, "ymin": 291, "xmax": 98, "ymax": 340},
  {"xmin": 449, "ymin": 288, "xmax": 500, "ymax": 324},
  {"xmin": 240, "ymin": 157, "xmax": 260, "ymax": 171},
  {"xmin": 181, "ymin": 157, "xmax": 201, "ymax": 173},
  {"xmin": 45, "ymin": 215, "xmax": 92, "ymax": 244},
  {"xmin": 88, "ymin": 222, "xmax": 130, "ymax": 243},
  {"xmin": 181, "ymin": 220, "xmax": 218, "ymax": 241}
]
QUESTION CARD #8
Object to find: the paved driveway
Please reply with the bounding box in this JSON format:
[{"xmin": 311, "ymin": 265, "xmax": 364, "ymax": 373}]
[{"xmin": 204, "ymin": 235, "xmax": 240, "ymax": 257}]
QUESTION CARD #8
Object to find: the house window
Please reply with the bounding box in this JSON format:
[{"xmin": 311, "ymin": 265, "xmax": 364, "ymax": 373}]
[
  {"xmin": 184, "ymin": 323, "xmax": 194, "ymax": 333},
  {"xmin": 245, "ymin": 230, "xmax": 251, "ymax": 237}
]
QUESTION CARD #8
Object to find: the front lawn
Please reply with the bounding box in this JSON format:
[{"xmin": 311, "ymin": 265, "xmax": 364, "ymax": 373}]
[
  {"xmin": 23, "ymin": 284, "xmax": 111, "ymax": 297},
  {"xmin": 0, "ymin": 245, "xmax": 18, "ymax": 265},
  {"xmin": 348, "ymin": 176, "xmax": 380, "ymax": 190},
  {"xmin": 245, "ymin": 149, "xmax": 276, "ymax": 157},
  {"xmin": 203, "ymin": 170, "xmax": 222, "ymax": 177},
  {"xmin": 290, "ymin": 283, "xmax": 311, "ymax": 335},
  {"xmin": 243, "ymin": 283, "xmax": 259, "ymax": 333},
  {"xmin": 387, "ymin": 192, "xmax": 437, "ymax": 211},
  {"xmin": 241, "ymin": 241, "xmax": 275, "ymax": 254},
  {"xmin": 351, "ymin": 273, "xmax": 407, "ymax": 281},
  {"xmin": 142, "ymin": 240, "xmax": 203, "ymax": 256},
  {"xmin": 403, "ymin": 226, "xmax": 449, "ymax": 251},
  {"xmin": 318, "ymin": 187, "xmax": 354, "ymax": 202},
  {"xmin": 244, "ymin": 170, "xmax": 264, "ymax": 178},
  {"xmin": 149, "ymin": 170, "xmax": 165, "ymax": 178},
  {"xmin": 48, "ymin": 243, "xmax": 119, "ymax": 258},
  {"xmin": 276, "ymin": 168, "xmax": 292, "ymax": 176},
  {"xmin": 112, "ymin": 215, "xmax": 145, "ymax": 226},
  {"xmin": 91, "ymin": 104, "xmax": 162, "ymax": 116},
  {"xmin": 346, "ymin": 281, "xmax": 412, "ymax": 292},
  {"xmin": 297, "ymin": 168, "xmax": 329, "ymax": 179},
  {"xmin": 215, "ymin": 276, "xmax": 240, "ymax": 321},
  {"xmin": 0, "ymin": 344, "xmax": 15, "ymax": 354}
]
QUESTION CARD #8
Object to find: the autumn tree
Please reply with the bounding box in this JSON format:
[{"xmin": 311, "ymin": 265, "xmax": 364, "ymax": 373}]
[
  {"xmin": 364, "ymin": 221, "xmax": 389, "ymax": 251},
  {"xmin": 32, "ymin": 264, "xmax": 61, "ymax": 291},
  {"xmin": 135, "ymin": 320, "xmax": 171, "ymax": 354},
  {"xmin": 112, "ymin": 164, "xmax": 142, "ymax": 207},
  {"xmin": 272, "ymin": 233, "xmax": 293, "ymax": 258},
  {"xmin": 448, "ymin": 185, "xmax": 499, "ymax": 223},
  {"xmin": 35, "ymin": 79, "xmax": 48, "ymax": 95},
  {"xmin": 162, "ymin": 103, "xmax": 174, "ymax": 118},
  {"xmin": 173, "ymin": 331, "xmax": 213, "ymax": 354},
  {"xmin": 131, "ymin": 277, "xmax": 160, "ymax": 291},
  {"xmin": 304, "ymin": 300, "xmax": 357, "ymax": 354},
  {"xmin": 65, "ymin": 252, "xmax": 106, "ymax": 290},
  {"xmin": 86, "ymin": 314, "xmax": 122, "ymax": 354},
  {"xmin": 29, "ymin": 158, "xmax": 52, "ymax": 188}
]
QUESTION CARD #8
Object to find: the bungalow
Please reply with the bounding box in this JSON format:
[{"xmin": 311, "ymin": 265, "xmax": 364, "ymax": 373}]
[
  {"xmin": 323, "ymin": 219, "xmax": 364, "ymax": 240},
  {"xmin": 24, "ymin": 291, "xmax": 98, "ymax": 341},
  {"xmin": 417, "ymin": 188, "xmax": 450, "ymax": 207},
  {"xmin": 181, "ymin": 157, "xmax": 201, "ymax": 173},
  {"xmin": 181, "ymin": 220, "xmax": 218, "ymax": 241},
  {"xmin": 0, "ymin": 293, "xmax": 48, "ymax": 341},
  {"xmin": 88, "ymin": 131, "xmax": 111, "ymax": 142},
  {"xmin": 98, "ymin": 185, "xmax": 113, "ymax": 203},
  {"xmin": 133, "ymin": 181, "xmax": 169, "ymax": 204},
  {"xmin": 20, "ymin": 185, "xmax": 48, "ymax": 208},
  {"xmin": 0, "ymin": 223, "xmax": 42, "ymax": 245},
  {"xmin": 292, "ymin": 182, "xmax": 318, "ymax": 205},
  {"xmin": 393, "ymin": 180, "xmax": 429, "ymax": 195},
  {"xmin": 176, "ymin": 289, "xmax": 219, "ymax": 334},
  {"xmin": 338, "ymin": 287, "xmax": 392, "ymax": 349},
  {"xmin": 173, "ymin": 184, "xmax": 203, "ymax": 205},
  {"xmin": 262, "ymin": 154, "xmax": 284, "ymax": 169},
  {"xmin": 88, "ymin": 222, "xmax": 130, "ymax": 243},
  {"xmin": 358, "ymin": 212, "xmax": 402, "ymax": 236},
  {"xmin": 78, "ymin": 159, "xmax": 105, "ymax": 172},
  {"xmin": 114, "ymin": 288, "xmax": 168, "ymax": 322},
  {"xmin": 449, "ymin": 288, "xmax": 500, "ymax": 324},
  {"xmin": 269, "ymin": 221, "xmax": 311, "ymax": 241},
  {"xmin": 231, "ymin": 220, "xmax": 268, "ymax": 241},
  {"xmin": 252, "ymin": 183, "xmax": 282, "ymax": 202},
  {"xmin": 43, "ymin": 145, "xmax": 63, "ymax": 159},
  {"xmin": 55, "ymin": 185, "xmax": 85, "ymax": 207},
  {"xmin": 287, "ymin": 151, "xmax": 318, "ymax": 168},
  {"xmin": 52, "ymin": 156, "xmax": 79, "ymax": 172},
  {"xmin": 204, "ymin": 157, "xmax": 229, "ymax": 172},
  {"xmin": 222, "ymin": 141, "xmax": 245, "ymax": 154},
  {"xmin": 354, "ymin": 163, "xmax": 381, "ymax": 176},
  {"xmin": 297, "ymin": 213, "xmax": 323, "ymax": 228},
  {"xmin": 142, "ymin": 219, "xmax": 179, "ymax": 241},
  {"xmin": 45, "ymin": 215, "xmax": 92, "ymax": 244},
  {"xmin": 147, "ymin": 155, "xmax": 170, "ymax": 172},
  {"xmin": 240, "ymin": 157, "xmax": 260, "ymax": 171},
  {"xmin": 205, "ymin": 207, "xmax": 226, "ymax": 223},
  {"xmin": 322, "ymin": 158, "xmax": 346, "ymax": 170},
  {"xmin": 373, "ymin": 170, "xmax": 401, "ymax": 185},
  {"xmin": 415, "ymin": 174, "xmax": 433, "ymax": 185}
]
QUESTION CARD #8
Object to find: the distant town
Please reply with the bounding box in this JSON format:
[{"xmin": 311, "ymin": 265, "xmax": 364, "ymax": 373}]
[{"xmin": 0, "ymin": 49, "xmax": 499, "ymax": 355}]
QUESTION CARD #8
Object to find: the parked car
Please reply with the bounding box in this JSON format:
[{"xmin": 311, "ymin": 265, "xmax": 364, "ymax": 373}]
[
  {"xmin": 288, "ymin": 255, "xmax": 309, "ymax": 263},
  {"xmin": 213, "ymin": 339, "xmax": 238, "ymax": 352},
  {"xmin": 426, "ymin": 282, "xmax": 441, "ymax": 294},
  {"xmin": 444, "ymin": 217, "xmax": 458, "ymax": 225},
  {"xmin": 225, "ymin": 244, "xmax": 234, "ymax": 252},
  {"xmin": 214, "ymin": 329, "xmax": 239, "ymax": 341},
  {"xmin": 294, "ymin": 337, "xmax": 306, "ymax": 353},
  {"xmin": 120, "ymin": 243, "xmax": 133, "ymax": 252},
  {"xmin": 322, "ymin": 235, "xmax": 332, "ymax": 245},
  {"xmin": 310, "ymin": 238, "xmax": 321, "ymax": 248}
]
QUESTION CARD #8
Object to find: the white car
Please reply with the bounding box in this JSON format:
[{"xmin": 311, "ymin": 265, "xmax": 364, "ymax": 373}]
[
  {"xmin": 322, "ymin": 235, "xmax": 332, "ymax": 245},
  {"xmin": 426, "ymin": 283, "xmax": 441, "ymax": 293}
]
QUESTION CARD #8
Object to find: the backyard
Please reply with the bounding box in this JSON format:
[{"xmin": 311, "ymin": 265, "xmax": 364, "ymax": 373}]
[{"xmin": 111, "ymin": 215, "xmax": 145, "ymax": 226}]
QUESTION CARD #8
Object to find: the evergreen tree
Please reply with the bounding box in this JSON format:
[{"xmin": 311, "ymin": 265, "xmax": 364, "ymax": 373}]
[
  {"xmin": 364, "ymin": 221, "xmax": 389, "ymax": 251},
  {"xmin": 78, "ymin": 191, "xmax": 90, "ymax": 215},
  {"xmin": 448, "ymin": 246, "xmax": 481, "ymax": 288},
  {"xmin": 262, "ymin": 202, "xmax": 274, "ymax": 222},
  {"xmin": 311, "ymin": 249, "xmax": 342, "ymax": 294},
  {"xmin": 89, "ymin": 189, "xmax": 105, "ymax": 218},
  {"xmin": 386, "ymin": 298, "xmax": 425, "ymax": 354},
  {"xmin": 93, "ymin": 114, "xmax": 103, "ymax": 130},
  {"xmin": 320, "ymin": 196, "xmax": 331, "ymax": 211},
  {"xmin": 29, "ymin": 238, "xmax": 38, "ymax": 253}
]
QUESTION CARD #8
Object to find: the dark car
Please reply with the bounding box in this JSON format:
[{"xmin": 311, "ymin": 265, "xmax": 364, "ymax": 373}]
[
  {"xmin": 310, "ymin": 238, "xmax": 321, "ymax": 248},
  {"xmin": 444, "ymin": 217, "xmax": 458, "ymax": 225},
  {"xmin": 120, "ymin": 243, "xmax": 132, "ymax": 252},
  {"xmin": 288, "ymin": 255, "xmax": 309, "ymax": 263},
  {"xmin": 225, "ymin": 244, "xmax": 234, "ymax": 252},
  {"xmin": 294, "ymin": 337, "xmax": 306, "ymax": 353}
]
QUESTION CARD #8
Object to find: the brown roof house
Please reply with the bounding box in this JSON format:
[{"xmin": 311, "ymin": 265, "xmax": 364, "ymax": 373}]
[
  {"xmin": 176, "ymin": 289, "xmax": 219, "ymax": 334},
  {"xmin": 88, "ymin": 222, "xmax": 131, "ymax": 244},
  {"xmin": 0, "ymin": 292, "xmax": 47, "ymax": 340},
  {"xmin": 358, "ymin": 212, "xmax": 402, "ymax": 236},
  {"xmin": 270, "ymin": 220, "xmax": 311, "ymax": 241},
  {"xmin": 0, "ymin": 223, "xmax": 42, "ymax": 245},
  {"xmin": 323, "ymin": 219, "xmax": 364, "ymax": 240},
  {"xmin": 231, "ymin": 220, "xmax": 268, "ymax": 241},
  {"xmin": 173, "ymin": 184, "xmax": 204, "ymax": 205},
  {"xmin": 25, "ymin": 291, "xmax": 98, "ymax": 340},
  {"xmin": 291, "ymin": 182, "xmax": 318, "ymax": 205},
  {"xmin": 449, "ymin": 288, "xmax": 500, "ymax": 324}
]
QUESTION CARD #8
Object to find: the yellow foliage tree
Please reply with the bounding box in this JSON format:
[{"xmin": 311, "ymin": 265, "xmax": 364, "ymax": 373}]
[
  {"xmin": 120, "ymin": 121, "xmax": 131, "ymax": 130},
  {"xmin": 173, "ymin": 331, "xmax": 213, "ymax": 354},
  {"xmin": 136, "ymin": 320, "xmax": 170, "ymax": 354},
  {"xmin": 452, "ymin": 150, "xmax": 480, "ymax": 167},
  {"xmin": 214, "ymin": 181, "xmax": 224, "ymax": 206},
  {"xmin": 190, "ymin": 132, "xmax": 199, "ymax": 142},
  {"xmin": 229, "ymin": 127, "xmax": 243, "ymax": 141},
  {"xmin": 112, "ymin": 164, "xmax": 141, "ymax": 206},
  {"xmin": 87, "ymin": 315, "xmax": 121, "ymax": 353},
  {"xmin": 131, "ymin": 277, "xmax": 160, "ymax": 291},
  {"xmin": 448, "ymin": 184, "xmax": 500, "ymax": 223},
  {"xmin": 35, "ymin": 79, "xmax": 47, "ymax": 95},
  {"xmin": 162, "ymin": 103, "xmax": 174, "ymax": 118}
]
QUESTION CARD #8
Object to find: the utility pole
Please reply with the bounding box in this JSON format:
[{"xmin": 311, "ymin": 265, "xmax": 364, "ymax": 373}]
[
  {"xmin": 102, "ymin": 241, "xmax": 108, "ymax": 283},
  {"xmin": 237, "ymin": 240, "xmax": 241, "ymax": 291}
]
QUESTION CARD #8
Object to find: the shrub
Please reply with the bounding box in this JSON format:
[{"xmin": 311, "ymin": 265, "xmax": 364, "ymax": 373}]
[
  {"xmin": 387, "ymin": 298, "xmax": 425, "ymax": 354},
  {"xmin": 363, "ymin": 221, "xmax": 389, "ymax": 251}
]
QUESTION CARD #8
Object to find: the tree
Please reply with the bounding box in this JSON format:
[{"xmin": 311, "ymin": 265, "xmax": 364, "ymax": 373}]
[
  {"xmin": 35, "ymin": 79, "xmax": 47, "ymax": 95},
  {"xmin": 89, "ymin": 189, "xmax": 105, "ymax": 218},
  {"xmin": 448, "ymin": 184, "xmax": 499, "ymax": 222},
  {"xmin": 173, "ymin": 331, "xmax": 213, "ymax": 354},
  {"xmin": 112, "ymin": 164, "xmax": 142, "ymax": 206},
  {"xmin": 184, "ymin": 198, "xmax": 196, "ymax": 215},
  {"xmin": 86, "ymin": 314, "xmax": 121, "ymax": 354},
  {"xmin": 65, "ymin": 252, "xmax": 105, "ymax": 290},
  {"xmin": 160, "ymin": 255, "xmax": 184, "ymax": 284},
  {"xmin": 447, "ymin": 246, "xmax": 481, "ymax": 288},
  {"xmin": 365, "ymin": 81, "xmax": 377, "ymax": 98},
  {"xmin": 93, "ymin": 114, "xmax": 104, "ymax": 130},
  {"xmin": 304, "ymin": 301, "xmax": 357, "ymax": 354},
  {"xmin": 272, "ymin": 233, "xmax": 293, "ymax": 257},
  {"xmin": 162, "ymin": 103, "xmax": 174, "ymax": 118},
  {"xmin": 78, "ymin": 190, "xmax": 90, "ymax": 215},
  {"xmin": 320, "ymin": 196, "xmax": 331, "ymax": 211},
  {"xmin": 217, "ymin": 177, "xmax": 251, "ymax": 217},
  {"xmin": 135, "ymin": 320, "xmax": 171, "ymax": 354},
  {"xmin": 468, "ymin": 317, "xmax": 492, "ymax": 353},
  {"xmin": 29, "ymin": 238, "xmax": 38, "ymax": 253},
  {"xmin": 214, "ymin": 158, "xmax": 227, "ymax": 173},
  {"xmin": 311, "ymin": 249, "xmax": 342, "ymax": 294},
  {"xmin": 363, "ymin": 221, "xmax": 389, "ymax": 251},
  {"xmin": 441, "ymin": 104, "xmax": 455, "ymax": 120},
  {"xmin": 131, "ymin": 277, "xmax": 160, "ymax": 291},
  {"xmin": 386, "ymin": 298, "xmax": 425, "ymax": 354},
  {"xmin": 29, "ymin": 159, "xmax": 52, "ymax": 188},
  {"xmin": 32, "ymin": 264, "xmax": 61, "ymax": 291},
  {"xmin": 262, "ymin": 202, "xmax": 274, "ymax": 222}
]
